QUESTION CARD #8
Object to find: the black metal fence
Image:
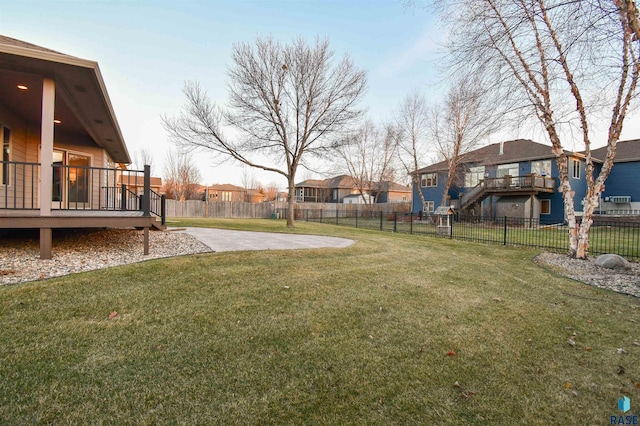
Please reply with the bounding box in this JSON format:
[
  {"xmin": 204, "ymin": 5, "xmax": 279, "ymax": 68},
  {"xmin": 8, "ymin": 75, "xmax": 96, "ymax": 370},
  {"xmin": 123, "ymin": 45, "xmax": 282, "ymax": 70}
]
[{"xmin": 278, "ymin": 208, "xmax": 640, "ymax": 260}]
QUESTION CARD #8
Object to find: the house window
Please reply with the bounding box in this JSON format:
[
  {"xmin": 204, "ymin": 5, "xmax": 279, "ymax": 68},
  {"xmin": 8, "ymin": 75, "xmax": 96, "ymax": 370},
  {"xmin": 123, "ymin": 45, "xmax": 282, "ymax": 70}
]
[
  {"xmin": 221, "ymin": 191, "xmax": 232, "ymax": 201},
  {"xmin": 496, "ymin": 163, "xmax": 519, "ymax": 178},
  {"xmin": 332, "ymin": 189, "xmax": 338, "ymax": 201},
  {"xmin": 540, "ymin": 199, "xmax": 551, "ymax": 215},
  {"xmin": 464, "ymin": 166, "xmax": 485, "ymax": 188},
  {"xmin": 1, "ymin": 126, "xmax": 10, "ymax": 185},
  {"xmin": 531, "ymin": 160, "xmax": 551, "ymax": 176},
  {"xmin": 425, "ymin": 201, "xmax": 435, "ymax": 213},
  {"xmin": 571, "ymin": 159, "xmax": 581, "ymax": 179},
  {"xmin": 421, "ymin": 173, "xmax": 437, "ymax": 187}
]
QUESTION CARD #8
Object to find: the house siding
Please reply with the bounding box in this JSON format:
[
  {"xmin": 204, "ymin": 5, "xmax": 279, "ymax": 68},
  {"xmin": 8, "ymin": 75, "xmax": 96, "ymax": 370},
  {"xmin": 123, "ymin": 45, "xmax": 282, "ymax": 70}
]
[
  {"xmin": 413, "ymin": 155, "xmax": 568, "ymax": 221},
  {"xmin": 1, "ymin": 104, "xmax": 113, "ymax": 210}
]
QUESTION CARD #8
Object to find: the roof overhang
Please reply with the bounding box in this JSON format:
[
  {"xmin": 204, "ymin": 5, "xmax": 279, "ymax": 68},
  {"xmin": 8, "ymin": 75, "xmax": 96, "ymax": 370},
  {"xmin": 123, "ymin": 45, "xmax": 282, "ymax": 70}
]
[{"xmin": 0, "ymin": 39, "xmax": 130, "ymax": 163}]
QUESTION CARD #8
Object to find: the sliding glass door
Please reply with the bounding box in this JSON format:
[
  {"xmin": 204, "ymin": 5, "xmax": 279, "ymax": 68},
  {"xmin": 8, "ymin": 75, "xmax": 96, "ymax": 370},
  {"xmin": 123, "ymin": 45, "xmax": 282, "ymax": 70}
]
[{"xmin": 51, "ymin": 150, "xmax": 91, "ymax": 209}]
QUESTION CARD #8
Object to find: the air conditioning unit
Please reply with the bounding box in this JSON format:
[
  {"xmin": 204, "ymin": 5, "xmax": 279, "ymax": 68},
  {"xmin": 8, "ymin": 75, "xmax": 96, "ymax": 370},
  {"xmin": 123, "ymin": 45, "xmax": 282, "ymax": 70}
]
[{"xmin": 610, "ymin": 196, "xmax": 631, "ymax": 204}]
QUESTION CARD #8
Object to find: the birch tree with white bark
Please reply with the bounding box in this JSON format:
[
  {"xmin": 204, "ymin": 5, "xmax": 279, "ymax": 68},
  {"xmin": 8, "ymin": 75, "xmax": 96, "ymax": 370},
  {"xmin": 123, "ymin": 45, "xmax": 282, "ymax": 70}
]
[{"xmin": 439, "ymin": 0, "xmax": 640, "ymax": 258}]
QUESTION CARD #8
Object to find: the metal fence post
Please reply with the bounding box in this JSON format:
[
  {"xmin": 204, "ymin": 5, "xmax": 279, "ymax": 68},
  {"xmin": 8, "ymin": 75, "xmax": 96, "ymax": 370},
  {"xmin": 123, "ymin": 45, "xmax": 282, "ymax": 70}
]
[
  {"xmin": 320, "ymin": 209, "xmax": 322, "ymax": 223},
  {"xmin": 450, "ymin": 215, "xmax": 453, "ymax": 239},
  {"xmin": 503, "ymin": 216, "xmax": 508, "ymax": 245},
  {"xmin": 336, "ymin": 208, "xmax": 339, "ymax": 225},
  {"xmin": 410, "ymin": 211, "xmax": 413, "ymax": 234},
  {"xmin": 393, "ymin": 212, "xmax": 397, "ymax": 232},
  {"xmin": 356, "ymin": 210, "xmax": 358, "ymax": 228},
  {"xmin": 380, "ymin": 210, "xmax": 383, "ymax": 231}
]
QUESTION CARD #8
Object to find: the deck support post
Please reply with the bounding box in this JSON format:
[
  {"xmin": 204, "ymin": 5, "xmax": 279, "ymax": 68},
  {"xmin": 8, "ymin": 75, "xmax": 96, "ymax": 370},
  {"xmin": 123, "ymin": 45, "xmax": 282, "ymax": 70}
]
[
  {"xmin": 143, "ymin": 227, "xmax": 149, "ymax": 255},
  {"xmin": 40, "ymin": 228, "xmax": 52, "ymax": 260},
  {"xmin": 38, "ymin": 79, "xmax": 55, "ymax": 259}
]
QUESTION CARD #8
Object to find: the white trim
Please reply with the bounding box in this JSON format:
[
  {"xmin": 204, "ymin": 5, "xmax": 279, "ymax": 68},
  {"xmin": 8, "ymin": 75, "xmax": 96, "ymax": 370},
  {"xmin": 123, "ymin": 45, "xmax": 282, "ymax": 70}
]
[{"xmin": 540, "ymin": 199, "xmax": 551, "ymax": 215}]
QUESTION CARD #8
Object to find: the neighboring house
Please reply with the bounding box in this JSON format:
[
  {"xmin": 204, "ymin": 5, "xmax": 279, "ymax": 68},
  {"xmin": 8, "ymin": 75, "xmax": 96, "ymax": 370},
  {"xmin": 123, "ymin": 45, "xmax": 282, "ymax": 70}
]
[
  {"xmin": 343, "ymin": 192, "xmax": 374, "ymax": 204},
  {"xmin": 592, "ymin": 139, "xmax": 640, "ymax": 215},
  {"xmin": 295, "ymin": 174, "xmax": 411, "ymax": 204},
  {"xmin": 245, "ymin": 189, "xmax": 266, "ymax": 203},
  {"xmin": 0, "ymin": 35, "xmax": 164, "ymax": 258},
  {"xmin": 116, "ymin": 173, "xmax": 163, "ymax": 195},
  {"xmin": 204, "ymin": 184, "xmax": 245, "ymax": 202},
  {"xmin": 275, "ymin": 191, "xmax": 288, "ymax": 203},
  {"xmin": 373, "ymin": 181, "xmax": 412, "ymax": 203},
  {"xmin": 413, "ymin": 139, "xmax": 590, "ymax": 222}
]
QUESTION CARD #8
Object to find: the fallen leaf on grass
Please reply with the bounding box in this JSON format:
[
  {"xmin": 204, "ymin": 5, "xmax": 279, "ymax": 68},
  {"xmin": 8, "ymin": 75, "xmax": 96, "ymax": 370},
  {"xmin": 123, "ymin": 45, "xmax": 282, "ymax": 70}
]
[
  {"xmin": 568, "ymin": 339, "xmax": 576, "ymax": 346},
  {"xmin": 459, "ymin": 390, "xmax": 475, "ymax": 399},
  {"xmin": 564, "ymin": 383, "xmax": 572, "ymax": 389},
  {"xmin": 453, "ymin": 381, "xmax": 461, "ymax": 387},
  {"xmin": 283, "ymin": 286, "xmax": 290, "ymax": 289},
  {"xmin": 492, "ymin": 297, "xmax": 502, "ymax": 302},
  {"xmin": 617, "ymin": 348, "xmax": 627, "ymax": 354},
  {"xmin": 617, "ymin": 366, "xmax": 626, "ymax": 375},
  {"xmin": 107, "ymin": 311, "xmax": 118, "ymax": 319},
  {"xmin": 572, "ymin": 390, "xmax": 579, "ymax": 397},
  {"xmin": 447, "ymin": 351, "xmax": 456, "ymax": 356},
  {"xmin": 585, "ymin": 347, "xmax": 592, "ymax": 352}
]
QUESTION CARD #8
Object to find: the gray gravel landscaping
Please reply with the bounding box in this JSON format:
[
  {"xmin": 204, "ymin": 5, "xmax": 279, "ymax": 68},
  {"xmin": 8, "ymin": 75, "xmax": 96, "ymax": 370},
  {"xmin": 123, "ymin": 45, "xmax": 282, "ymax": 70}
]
[
  {"xmin": 0, "ymin": 229, "xmax": 212, "ymax": 285},
  {"xmin": 535, "ymin": 252, "xmax": 640, "ymax": 298}
]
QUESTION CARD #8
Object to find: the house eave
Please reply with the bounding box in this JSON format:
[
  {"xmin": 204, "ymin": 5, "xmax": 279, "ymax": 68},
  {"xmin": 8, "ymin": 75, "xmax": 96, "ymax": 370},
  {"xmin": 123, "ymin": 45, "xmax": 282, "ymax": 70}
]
[{"xmin": 0, "ymin": 40, "xmax": 130, "ymax": 163}]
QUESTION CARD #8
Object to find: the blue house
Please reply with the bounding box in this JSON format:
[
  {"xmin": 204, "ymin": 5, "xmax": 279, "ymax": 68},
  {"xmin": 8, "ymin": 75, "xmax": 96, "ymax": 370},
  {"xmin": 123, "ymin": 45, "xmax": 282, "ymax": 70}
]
[
  {"xmin": 592, "ymin": 139, "xmax": 640, "ymax": 215},
  {"xmin": 413, "ymin": 139, "xmax": 591, "ymax": 222}
]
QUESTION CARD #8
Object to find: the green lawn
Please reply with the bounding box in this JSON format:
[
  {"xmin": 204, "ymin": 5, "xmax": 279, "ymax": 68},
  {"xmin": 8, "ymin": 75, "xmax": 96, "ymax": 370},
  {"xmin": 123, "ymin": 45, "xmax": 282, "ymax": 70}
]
[
  {"xmin": 304, "ymin": 215, "xmax": 640, "ymax": 259},
  {"xmin": 1, "ymin": 219, "xmax": 638, "ymax": 424}
]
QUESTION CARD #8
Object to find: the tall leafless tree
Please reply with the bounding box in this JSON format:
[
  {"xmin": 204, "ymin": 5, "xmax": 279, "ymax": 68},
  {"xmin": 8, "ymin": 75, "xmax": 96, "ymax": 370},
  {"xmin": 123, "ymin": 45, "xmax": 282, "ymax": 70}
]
[
  {"xmin": 336, "ymin": 120, "xmax": 399, "ymax": 205},
  {"xmin": 163, "ymin": 150, "xmax": 202, "ymax": 201},
  {"xmin": 163, "ymin": 36, "xmax": 367, "ymax": 227},
  {"xmin": 240, "ymin": 166, "xmax": 260, "ymax": 202},
  {"xmin": 133, "ymin": 148, "xmax": 154, "ymax": 175},
  {"xmin": 431, "ymin": 77, "xmax": 497, "ymax": 207},
  {"xmin": 439, "ymin": 0, "xmax": 640, "ymax": 258},
  {"xmin": 396, "ymin": 92, "xmax": 433, "ymax": 214}
]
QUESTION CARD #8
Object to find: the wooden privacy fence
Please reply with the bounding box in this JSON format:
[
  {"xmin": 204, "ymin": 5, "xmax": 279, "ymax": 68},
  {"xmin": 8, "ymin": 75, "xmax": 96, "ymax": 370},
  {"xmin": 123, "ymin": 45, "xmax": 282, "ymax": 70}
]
[
  {"xmin": 166, "ymin": 200, "xmax": 273, "ymax": 218},
  {"xmin": 165, "ymin": 200, "xmax": 411, "ymax": 219}
]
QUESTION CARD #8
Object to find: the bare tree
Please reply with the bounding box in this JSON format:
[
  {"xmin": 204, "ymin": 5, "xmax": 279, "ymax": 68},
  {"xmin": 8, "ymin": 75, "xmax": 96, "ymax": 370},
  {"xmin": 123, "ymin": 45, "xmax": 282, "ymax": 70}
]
[
  {"xmin": 163, "ymin": 36, "xmax": 367, "ymax": 227},
  {"xmin": 163, "ymin": 150, "xmax": 202, "ymax": 201},
  {"xmin": 336, "ymin": 120, "xmax": 399, "ymax": 204},
  {"xmin": 431, "ymin": 77, "xmax": 497, "ymax": 207},
  {"xmin": 133, "ymin": 148, "xmax": 154, "ymax": 175},
  {"xmin": 439, "ymin": 0, "xmax": 640, "ymax": 259},
  {"xmin": 396, "ymin": 92, "xmax": 433, "ymax": 214},
  {"xmin": 240, "ymin": 166, "xmax": 259, "ymax": 202},
  {"xmin": 264, "ymin": 181, "xmax": 279, "ymax": 202}
]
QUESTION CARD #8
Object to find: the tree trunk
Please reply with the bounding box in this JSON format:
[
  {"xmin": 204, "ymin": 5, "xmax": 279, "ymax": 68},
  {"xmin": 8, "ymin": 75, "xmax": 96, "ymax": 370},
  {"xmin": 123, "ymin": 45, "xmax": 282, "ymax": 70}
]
[
  {"xmin": 412, "ymin": 173, "xmax": 431, "ymax": 214},
  {"xmin": 576, "ymin": 193, "xmax": 601, "ymax": 258},
  {"xmin": 287, "ymin": 176, "xmax": 296, "ymax": 228}
]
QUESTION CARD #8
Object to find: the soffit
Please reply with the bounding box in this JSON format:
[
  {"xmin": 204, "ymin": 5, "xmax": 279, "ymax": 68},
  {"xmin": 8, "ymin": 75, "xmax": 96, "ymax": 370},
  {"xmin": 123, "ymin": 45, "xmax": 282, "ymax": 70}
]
[{"xmin": 0, "ymin": 39, "xmax": 130, "ymax": 163}]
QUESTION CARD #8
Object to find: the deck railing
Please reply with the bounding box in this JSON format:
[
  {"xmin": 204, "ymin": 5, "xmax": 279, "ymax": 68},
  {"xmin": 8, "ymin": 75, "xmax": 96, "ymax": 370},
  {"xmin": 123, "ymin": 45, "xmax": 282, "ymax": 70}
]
[
  {"xmin": 460, "ymin": 175, "xmax": 557, "ymax": 210},
  {"xmin": 0, "ymin": 161, "xmax": 39, "ymax": 209},
  {"xmin": 0, "ymin": 161, "xmax": 165, "ymax": 223}
]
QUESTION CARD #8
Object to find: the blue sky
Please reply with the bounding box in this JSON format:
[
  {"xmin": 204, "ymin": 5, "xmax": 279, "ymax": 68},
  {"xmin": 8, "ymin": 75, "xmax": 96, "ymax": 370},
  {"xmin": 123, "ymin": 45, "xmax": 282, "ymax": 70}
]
[{"xmin": 1, "ymin": 0, "xmax": 638, "ymax": 188}]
